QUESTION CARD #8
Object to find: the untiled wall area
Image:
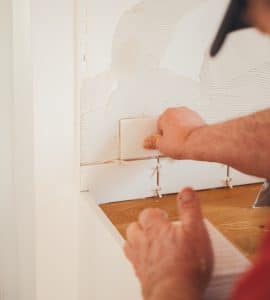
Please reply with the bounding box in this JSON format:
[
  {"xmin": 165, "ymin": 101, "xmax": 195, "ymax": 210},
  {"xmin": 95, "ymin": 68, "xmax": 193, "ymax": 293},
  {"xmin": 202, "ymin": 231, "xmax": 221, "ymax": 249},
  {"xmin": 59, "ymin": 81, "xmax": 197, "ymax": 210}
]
[{"xmin": 79, "ymin": 0, "xmax": 269, "ymax": 204}]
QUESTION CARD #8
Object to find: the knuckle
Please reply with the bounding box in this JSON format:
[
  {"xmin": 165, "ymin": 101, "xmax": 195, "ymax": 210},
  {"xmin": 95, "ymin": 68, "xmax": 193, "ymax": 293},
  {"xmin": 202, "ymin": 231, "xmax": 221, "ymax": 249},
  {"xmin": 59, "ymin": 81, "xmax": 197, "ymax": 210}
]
[
  {"xmin": 124, "ymin": 243, "xmax": 134, "ymax": 261},
  {"xmin": 178, "ymin": 106, "xmax": 189, "ymax": 113},
  {"xmin": 127, "ymin": 222, "xmax": 139, "ymax": 236},
  {"xmin": 154, "ymin": 208, "xmax": 168, "ymax": 218},
  {"xmin": 180, "ymin": 186, "xmax": 195, "ymax": 195},
  {"xmin": 163, "ymin": 106, "xmax": 191, "ymax": 117},
  {"xmin": 164, "ymin": 107, "xmax": 175, "ymax": 116},
  {"xmin": 123, "ymin": 243, "xmax": 130, "ymax": 255},
  {"xmin": 140, "ymin": 208, "xmax": 156, "ymax": 220},
  {"xmin": 166, "ymin": 107, "xmax": 175, "ymax": 115},
  {"xmin": 180, "ymin": 106, "xmax": 188, "ymax": 110}
]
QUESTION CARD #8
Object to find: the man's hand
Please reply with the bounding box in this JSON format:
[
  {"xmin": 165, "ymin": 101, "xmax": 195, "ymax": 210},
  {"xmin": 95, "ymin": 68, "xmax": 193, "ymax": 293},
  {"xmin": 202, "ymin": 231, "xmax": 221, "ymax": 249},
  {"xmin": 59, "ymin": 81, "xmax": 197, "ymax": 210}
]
[
  {"xmin": 144, "ymin": 107, "xmax": 206, "ymax": 159},
  {"xmin": 145, "ymin": 107, "xmax": 270, "ymax": 179},
  {"xmin": 124, "ymin": 188, "xmax": 214, "ymax": 300}
]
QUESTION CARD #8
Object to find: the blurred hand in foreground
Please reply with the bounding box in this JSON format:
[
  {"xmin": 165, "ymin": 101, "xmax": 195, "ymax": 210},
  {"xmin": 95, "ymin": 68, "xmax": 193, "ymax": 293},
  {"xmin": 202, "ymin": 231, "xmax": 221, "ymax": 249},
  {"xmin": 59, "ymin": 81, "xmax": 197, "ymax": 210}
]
[{"xmin": 124, "ymin": 188, "xmax": 213, "ymax": 300}]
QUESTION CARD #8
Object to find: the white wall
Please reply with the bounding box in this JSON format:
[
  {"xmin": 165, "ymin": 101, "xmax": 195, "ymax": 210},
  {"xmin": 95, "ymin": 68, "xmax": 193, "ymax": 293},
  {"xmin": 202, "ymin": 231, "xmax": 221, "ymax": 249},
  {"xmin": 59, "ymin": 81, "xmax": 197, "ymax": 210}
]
[{"xmin": 0, "ymin": 1, "xmax": 18, "ymax": 299}]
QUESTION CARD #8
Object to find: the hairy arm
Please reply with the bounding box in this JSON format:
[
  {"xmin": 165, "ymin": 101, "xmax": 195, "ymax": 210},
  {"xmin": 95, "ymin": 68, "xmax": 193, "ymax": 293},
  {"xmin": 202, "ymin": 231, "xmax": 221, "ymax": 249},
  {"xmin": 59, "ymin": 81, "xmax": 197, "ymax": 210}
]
[
  {"xmin": 146, "ymin": 279, "xmax": 202, "ymax": 300},
  {"xmin": 145, "ymin": 108, "xmax": 270, "ymax": 179},
  {"xmin": 184, "ymin": 109, "xmax": 270, "ymax": 178}
]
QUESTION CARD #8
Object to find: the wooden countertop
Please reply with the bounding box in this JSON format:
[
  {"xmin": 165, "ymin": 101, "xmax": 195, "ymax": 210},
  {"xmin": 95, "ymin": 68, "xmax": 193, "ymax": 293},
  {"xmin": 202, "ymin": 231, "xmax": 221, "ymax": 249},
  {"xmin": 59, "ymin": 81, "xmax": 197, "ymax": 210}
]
[{"xmin": 100, "ymin": 184, "xmax": 270, "ymax": 260}]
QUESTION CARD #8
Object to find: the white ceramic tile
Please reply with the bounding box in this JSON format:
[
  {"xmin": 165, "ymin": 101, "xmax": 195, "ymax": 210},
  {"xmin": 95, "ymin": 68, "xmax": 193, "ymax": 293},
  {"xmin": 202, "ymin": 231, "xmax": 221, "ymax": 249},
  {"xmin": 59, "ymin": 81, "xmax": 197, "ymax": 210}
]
[
  {"xmin": 230, "ymin": 168, "xmax": 263, "ymax": 186},
  {"xmin": 160, "ymin": 159, "xmax": 226, "ymax": 195},
  {"xmin": 80, "ymin": 160, "xmax": 157, "ymax": 204},
  {"xmin": 120, "ymin": 118, "xmax": 159, "ymax": 160}
]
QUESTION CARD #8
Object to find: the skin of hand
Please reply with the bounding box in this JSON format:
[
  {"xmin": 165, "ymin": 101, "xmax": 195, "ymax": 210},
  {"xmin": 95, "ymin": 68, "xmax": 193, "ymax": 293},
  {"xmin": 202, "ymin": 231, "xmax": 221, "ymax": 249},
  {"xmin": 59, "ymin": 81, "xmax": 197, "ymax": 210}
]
[
  {"xmin": 124, "ymin": 188, "xmax": 214, "ymax": 300},
  {"xmin": 144, "ymin": 107, "xmax": 206, "ymax": 159},
  {"xmin": 145, "ymin": 107, "xmax": 270, "ymax": 179}
]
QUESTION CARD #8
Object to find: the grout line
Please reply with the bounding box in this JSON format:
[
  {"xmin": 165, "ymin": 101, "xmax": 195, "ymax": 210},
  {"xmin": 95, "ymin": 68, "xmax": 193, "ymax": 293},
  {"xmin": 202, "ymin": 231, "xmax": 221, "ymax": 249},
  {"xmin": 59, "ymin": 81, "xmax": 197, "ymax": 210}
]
[
  {"xmin": 80, "ymin": 155, "xmax": 166, "ymax": 167},
  {"xmin": 119, "ymin": 116, "xmax": 156, "ymax": 121}
]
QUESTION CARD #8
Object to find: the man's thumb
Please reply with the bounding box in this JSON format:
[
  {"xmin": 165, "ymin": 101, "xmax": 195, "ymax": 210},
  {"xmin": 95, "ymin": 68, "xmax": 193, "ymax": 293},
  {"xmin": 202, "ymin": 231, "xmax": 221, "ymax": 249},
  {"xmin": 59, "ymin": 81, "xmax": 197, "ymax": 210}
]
[
  {"xmin": 177, "ymin": 187, "xmax": 204, "ymax": 231},
  {"xmin": 144, "ymin": 134, "xmax": 162, "ymax": 150}
]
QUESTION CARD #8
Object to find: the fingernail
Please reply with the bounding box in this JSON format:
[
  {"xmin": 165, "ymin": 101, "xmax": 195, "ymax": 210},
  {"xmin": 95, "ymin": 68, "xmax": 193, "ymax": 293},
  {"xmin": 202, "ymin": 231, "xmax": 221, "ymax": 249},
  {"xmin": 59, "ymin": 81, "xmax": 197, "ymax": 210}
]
[
  {"xmin": 143, "ymin": 139, "xmax": 150, "ymax": 149},
  {"xmin": 180, "ymin": 190, "xmax": 193, "ymax": 203},
  {"xmin": 144, "ymin": 136, "xmax": 156, "ymax": 149},
  {"xmin": 143, "ymin": 137, "xmax": 151, "ymax": 149}
]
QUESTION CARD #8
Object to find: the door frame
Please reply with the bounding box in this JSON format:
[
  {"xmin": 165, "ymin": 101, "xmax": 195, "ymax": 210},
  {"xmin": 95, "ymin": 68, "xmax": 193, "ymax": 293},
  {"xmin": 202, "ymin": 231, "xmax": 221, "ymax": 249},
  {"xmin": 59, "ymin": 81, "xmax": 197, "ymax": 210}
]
[{"xmin": 12, "ymin": 0, "xmax": 80, "ymax": 299}]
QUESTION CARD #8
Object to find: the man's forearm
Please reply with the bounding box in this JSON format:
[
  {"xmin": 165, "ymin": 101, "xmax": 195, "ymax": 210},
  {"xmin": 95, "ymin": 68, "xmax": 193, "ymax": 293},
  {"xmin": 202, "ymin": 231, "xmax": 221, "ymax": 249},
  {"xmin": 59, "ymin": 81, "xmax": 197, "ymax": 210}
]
[
  {"xmin": 182, "ymin": 109, "xmax": 270, "ymax": 179},
  {"xmin": 145, "ymin": 279, "xmax": 202, "ymax": 300}
]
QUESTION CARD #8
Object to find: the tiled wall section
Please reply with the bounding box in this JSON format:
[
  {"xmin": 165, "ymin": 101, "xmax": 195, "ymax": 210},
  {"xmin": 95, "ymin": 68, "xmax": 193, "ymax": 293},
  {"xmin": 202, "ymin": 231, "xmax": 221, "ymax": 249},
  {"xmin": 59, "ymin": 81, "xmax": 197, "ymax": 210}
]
[{"xmin": 80, "ymin": 0, "xmax": 266, "ymax": 203}]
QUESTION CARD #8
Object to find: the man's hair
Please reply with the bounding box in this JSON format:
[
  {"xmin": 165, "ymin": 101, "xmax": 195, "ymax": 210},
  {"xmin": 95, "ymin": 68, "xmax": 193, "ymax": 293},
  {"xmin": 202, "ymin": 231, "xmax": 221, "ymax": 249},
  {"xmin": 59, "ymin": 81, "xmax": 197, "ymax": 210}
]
[{"xmin": 210, "ymin": 0, "xmax": 251, "ymax": 57}]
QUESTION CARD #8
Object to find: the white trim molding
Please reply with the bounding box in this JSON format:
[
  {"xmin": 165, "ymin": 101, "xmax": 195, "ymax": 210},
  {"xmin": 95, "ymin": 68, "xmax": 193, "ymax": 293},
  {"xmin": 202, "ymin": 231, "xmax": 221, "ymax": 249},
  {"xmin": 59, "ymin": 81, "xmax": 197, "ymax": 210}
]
[{"xmin": 12, "ymin": 0, "xmax": 80, "ymax": 299}]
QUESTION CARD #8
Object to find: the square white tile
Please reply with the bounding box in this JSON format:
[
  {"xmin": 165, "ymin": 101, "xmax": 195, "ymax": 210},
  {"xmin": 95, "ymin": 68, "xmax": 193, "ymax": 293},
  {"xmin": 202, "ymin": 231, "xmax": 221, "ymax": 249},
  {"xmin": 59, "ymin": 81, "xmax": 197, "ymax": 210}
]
[
  {"xmin": 230, "ymin": 168, "xmax": 263, "ymax": 186},
  {"xmin": 81, "ymin": 160, "xmax": 157, "ymax": 204},
  {"xmin": 160, "ymin": 159, "xmax": 227, "ymax": 195},
  {"xmin": 119, "ymin": 118, "xmax": 159, "ymax": 160}
]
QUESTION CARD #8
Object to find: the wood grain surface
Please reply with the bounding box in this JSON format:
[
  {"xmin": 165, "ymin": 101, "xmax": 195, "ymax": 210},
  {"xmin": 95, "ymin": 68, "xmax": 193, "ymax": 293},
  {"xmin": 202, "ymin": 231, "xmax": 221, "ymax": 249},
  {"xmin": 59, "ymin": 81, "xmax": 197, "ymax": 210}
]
[{"xmin": 100, "ymin": 184, "xmax": 270, "ymax": 260}]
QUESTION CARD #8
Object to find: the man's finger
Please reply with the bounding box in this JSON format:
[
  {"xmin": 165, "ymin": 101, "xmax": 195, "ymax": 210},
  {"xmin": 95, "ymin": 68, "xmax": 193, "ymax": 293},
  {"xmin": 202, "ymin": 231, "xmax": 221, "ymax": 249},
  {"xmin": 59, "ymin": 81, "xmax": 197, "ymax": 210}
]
[
  {"xmin": 126, "ymin": 222, "xmax": 143, "ymax": 246},
  {"xmin": 177, "ymin": 187, "xmax": 204, "ymax": 232},
  {"xmin": 138, "ymin": 208, "xmax": 169, "ymax": 232},
  {"xmin": 144, "ymin": 134, "xmax": 162, "ymax": 150},
  {"xmin": 177, "ymin": 188, "xmax": 213, "ymax": 277},
  {"xmin": 123, "ymin": 243, "xmax": 134, "ymax": 261}
]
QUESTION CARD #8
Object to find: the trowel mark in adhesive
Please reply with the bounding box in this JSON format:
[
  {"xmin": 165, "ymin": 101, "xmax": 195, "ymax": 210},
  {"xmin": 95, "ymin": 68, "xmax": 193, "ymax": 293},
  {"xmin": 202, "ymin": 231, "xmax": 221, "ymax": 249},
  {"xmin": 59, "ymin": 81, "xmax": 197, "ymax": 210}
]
[
  {"xmin": 83, "ymin": 0, "xmax": 141, "ymax": 78},
  {"xmin": 200, "ymin": 29, "xmax": 270, "ymax": 85},
  {"xmin": 200, "ymin": 44, "xmax": 270, "ymax": 123},
  {"xmin": 112, "ymin": 0, "xmax": 202, "ymax": 76},
  {"xmin": 161, "ymin": 0, "xmax": 228, "ymax": 81},
  {"xmin": 80, "ymin": 71, "xmax": 118, "ymax": 113}
]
